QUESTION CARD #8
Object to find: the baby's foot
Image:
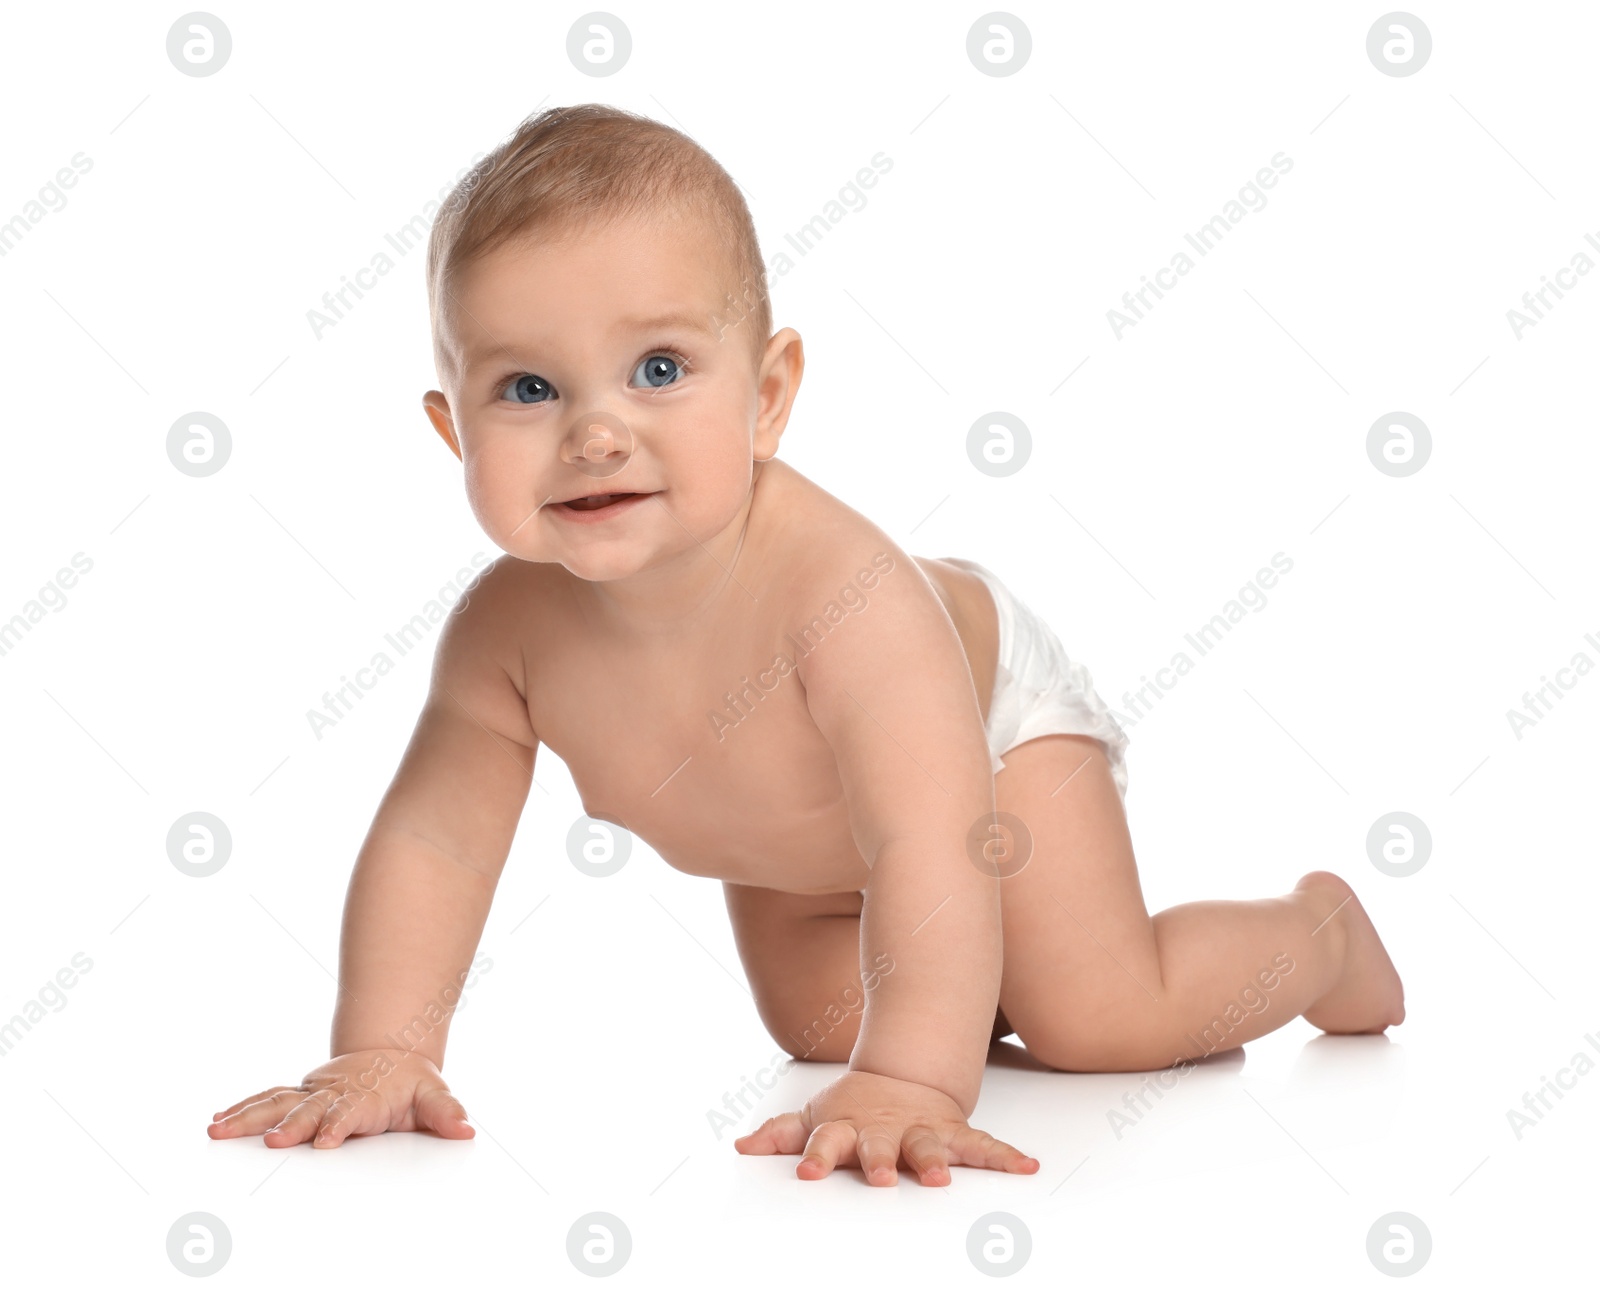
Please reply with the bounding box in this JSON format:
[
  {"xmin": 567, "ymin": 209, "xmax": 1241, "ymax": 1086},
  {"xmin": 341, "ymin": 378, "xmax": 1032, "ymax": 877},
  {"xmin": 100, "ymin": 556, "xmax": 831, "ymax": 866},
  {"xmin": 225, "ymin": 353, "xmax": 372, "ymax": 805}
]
[{"xmin": 1296, "ymin": 871, "xmax": 1405, "ymax": 1034}]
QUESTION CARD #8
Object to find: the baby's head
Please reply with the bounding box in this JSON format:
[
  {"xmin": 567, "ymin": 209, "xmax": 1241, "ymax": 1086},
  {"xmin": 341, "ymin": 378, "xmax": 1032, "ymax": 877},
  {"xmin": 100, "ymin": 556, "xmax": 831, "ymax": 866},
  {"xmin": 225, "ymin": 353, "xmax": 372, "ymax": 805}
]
[{"xmin": 422, "ymin": 104, "xmax": 803, "ymax": 583}]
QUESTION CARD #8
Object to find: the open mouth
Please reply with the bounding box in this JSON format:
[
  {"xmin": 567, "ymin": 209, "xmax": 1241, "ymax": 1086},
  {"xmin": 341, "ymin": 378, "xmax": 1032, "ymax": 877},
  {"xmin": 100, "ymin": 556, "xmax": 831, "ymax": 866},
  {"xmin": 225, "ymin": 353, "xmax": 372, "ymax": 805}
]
[{"xmin": 562, "ymin": 491, "xmax": 642, "ymax": 511}]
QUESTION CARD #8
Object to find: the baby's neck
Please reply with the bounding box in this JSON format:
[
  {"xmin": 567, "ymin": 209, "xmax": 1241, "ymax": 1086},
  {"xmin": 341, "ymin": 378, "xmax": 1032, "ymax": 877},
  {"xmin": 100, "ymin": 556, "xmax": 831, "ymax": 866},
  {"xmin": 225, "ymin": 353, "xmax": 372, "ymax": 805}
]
[{"xmin": 571, "ymin": 464, "xmax": 769, "ymax": 636}]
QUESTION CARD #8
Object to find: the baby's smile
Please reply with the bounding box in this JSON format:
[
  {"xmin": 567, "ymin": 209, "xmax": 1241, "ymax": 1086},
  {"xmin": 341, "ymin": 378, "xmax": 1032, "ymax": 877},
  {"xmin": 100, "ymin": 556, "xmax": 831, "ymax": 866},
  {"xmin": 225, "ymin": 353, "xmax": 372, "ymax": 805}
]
[{"xmin": 548, "ymin": 489, "xmax": 656, "ymax": 521}]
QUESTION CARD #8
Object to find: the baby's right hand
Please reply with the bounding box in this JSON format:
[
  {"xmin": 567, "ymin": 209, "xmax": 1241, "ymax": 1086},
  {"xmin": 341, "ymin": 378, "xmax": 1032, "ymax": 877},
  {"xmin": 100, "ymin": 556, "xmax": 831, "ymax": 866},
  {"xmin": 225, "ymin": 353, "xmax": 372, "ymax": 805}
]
[{"xmin": 206, "ymin": 1050, "xmax": 474, "ymax": 1149}]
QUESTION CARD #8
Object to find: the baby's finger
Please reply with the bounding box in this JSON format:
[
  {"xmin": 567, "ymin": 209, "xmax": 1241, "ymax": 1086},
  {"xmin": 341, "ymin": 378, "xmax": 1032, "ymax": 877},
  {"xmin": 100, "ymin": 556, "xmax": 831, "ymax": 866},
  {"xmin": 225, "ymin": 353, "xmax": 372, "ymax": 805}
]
[
  {"xmin": 413, "ymin": 1083, "xmax": 474, "ymax": 1140},
  {"xmin": 796, "ymin": 1121, "xmax": 857, "ymax": 1181},
  {"xmin": 211, "ymin": 1086, "xmax": 302, "ymax": 1122},
  {"xmin": 947, "ymin": 1126, "xmax": 1040, "ymax": 1174},
  {"xmin": 733, "ymin": 1113, "xmax": 807, "ymax": 1156},
  {"xmin": 207, "ymin": 1089, "xmax": 307, "ymax": 1139},
  {"xmin": 855, "ymin": 1128, "xmax": 901, "ymax": 1187},
  {"xmin": 899, "ymin": 1126, "xmax": 951, "ymax": 1186},
  {"xmin": 311, "ymin": 1091, "xmax": 379, "ymax": 1149},
  {"xmin": 263, "ymin": 1089, "xmax": 338, "ymax": 1148}
]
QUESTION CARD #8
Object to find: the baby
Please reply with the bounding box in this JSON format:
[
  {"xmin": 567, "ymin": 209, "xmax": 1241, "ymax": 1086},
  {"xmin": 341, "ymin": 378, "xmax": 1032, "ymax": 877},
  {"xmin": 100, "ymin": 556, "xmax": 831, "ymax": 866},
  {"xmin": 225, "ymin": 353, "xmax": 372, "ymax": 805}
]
[{"xmin": 208, "ymin": 104, "xmax": 1404, "ymax": 1186}]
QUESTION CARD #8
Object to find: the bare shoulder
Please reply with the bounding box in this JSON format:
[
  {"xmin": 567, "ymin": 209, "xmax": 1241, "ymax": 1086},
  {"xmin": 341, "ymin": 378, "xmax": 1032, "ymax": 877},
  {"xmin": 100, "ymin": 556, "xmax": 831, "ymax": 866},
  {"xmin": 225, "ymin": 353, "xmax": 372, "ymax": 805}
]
[
  {"xmin": 748, "ymin": 468, "xmax": 1006, "ymax": 702},
  {"xmin": 427, "ymin": 552, "xmax": 551, "ymax": 750},
  {"xmin": 754, "ymin": 460, "xmax": 939, "ymax": 612}
]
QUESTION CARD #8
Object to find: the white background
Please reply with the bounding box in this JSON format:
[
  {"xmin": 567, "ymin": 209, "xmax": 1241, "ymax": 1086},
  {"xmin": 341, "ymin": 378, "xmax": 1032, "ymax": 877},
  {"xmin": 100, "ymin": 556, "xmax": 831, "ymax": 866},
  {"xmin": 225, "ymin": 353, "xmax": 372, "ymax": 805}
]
[{"xmin": 1, "ymin": 0, "xmax": 1594, "ymax": 1284}]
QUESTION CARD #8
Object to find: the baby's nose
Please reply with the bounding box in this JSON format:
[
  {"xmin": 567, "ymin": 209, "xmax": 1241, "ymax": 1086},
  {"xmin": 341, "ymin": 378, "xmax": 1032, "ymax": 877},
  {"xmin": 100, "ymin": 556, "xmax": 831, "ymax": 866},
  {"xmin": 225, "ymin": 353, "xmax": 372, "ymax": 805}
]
[{"xmin": 564, "ymin": 409, "xmax": 634, "ymax": 479}]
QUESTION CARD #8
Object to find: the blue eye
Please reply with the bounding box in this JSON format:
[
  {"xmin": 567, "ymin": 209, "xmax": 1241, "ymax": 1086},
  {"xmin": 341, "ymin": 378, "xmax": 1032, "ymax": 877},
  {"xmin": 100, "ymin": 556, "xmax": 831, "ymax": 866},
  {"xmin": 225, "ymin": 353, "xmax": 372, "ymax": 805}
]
[
  {"xmin": 502, "ymin": 373, "xmax": 554, "ymax": 404},
  {"xmin": 630, "ymin": 353, "xmax": 683, "ymax": 388}
]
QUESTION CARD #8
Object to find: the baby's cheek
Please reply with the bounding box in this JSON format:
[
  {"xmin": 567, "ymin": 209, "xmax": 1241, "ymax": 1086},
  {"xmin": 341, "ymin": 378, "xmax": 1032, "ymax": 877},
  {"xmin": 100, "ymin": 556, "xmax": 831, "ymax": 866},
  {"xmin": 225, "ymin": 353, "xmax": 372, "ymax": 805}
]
[
  {"xmin": 704, "ymin": 450, "xmax": 758, "ymax": 514},
  {"xmin": 463, "ymin": 468, "xmax": 524, "ymax": 553}
]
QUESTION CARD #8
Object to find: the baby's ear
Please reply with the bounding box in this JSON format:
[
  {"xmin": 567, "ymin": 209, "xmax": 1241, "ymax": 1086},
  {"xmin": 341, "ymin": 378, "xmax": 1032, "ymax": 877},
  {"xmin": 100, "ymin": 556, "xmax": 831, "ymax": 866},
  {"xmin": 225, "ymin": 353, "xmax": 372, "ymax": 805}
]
[
  {"xmin": 754, "ymin": 328, "xmax": 804, "ymax": 461},
  {"xmin": 422, "ymin": 391, "xmax": 463, "ymax": 461}
]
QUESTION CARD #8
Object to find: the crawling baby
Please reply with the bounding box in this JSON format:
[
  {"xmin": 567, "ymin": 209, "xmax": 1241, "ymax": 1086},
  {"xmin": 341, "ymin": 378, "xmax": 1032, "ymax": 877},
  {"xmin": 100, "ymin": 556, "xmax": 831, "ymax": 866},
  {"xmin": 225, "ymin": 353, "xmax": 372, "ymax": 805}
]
[{"xmin": 208, "ymin": 103, "xmax": 1403, "ymax": 1186}]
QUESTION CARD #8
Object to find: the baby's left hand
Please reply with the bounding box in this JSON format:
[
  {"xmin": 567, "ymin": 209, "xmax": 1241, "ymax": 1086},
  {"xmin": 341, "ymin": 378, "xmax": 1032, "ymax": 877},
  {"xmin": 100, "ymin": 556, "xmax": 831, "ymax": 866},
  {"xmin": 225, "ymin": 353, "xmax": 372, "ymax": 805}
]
[{"xmin": 733, "ymin": 1070, "xmax": 1039, "ymax": 1186}]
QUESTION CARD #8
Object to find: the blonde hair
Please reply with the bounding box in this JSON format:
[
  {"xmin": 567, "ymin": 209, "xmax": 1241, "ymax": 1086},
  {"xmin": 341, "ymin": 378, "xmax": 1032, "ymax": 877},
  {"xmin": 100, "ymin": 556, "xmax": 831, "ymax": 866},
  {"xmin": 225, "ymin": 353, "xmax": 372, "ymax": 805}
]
[{"xmin": 426, "ymin": 103, "xmax": 770, "ymax": 372}]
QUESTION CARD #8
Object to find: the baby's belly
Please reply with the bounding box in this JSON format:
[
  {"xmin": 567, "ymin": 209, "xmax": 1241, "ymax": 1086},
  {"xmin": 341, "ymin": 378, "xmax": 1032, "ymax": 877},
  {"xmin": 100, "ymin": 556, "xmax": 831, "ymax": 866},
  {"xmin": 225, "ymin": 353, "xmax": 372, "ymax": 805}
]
[
  {"xmin": 567, "ymin": 725, "xmax": 876, "ymax": 895},
  {"xmin": 650, "ymin": 808, "xmax": 872, "ymax": 894},
  {"xmin": 630, "ymin": 787, "xmax": 876, "ymax": 895}
]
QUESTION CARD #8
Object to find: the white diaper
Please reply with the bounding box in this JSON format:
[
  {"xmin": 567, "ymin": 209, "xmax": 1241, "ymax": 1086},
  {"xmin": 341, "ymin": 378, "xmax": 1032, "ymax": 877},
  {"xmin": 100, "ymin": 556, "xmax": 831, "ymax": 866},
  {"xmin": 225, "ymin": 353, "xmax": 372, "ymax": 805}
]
[{"xmin": 945, "ymin": 558, "xmax": 1130, "ymax": 798}]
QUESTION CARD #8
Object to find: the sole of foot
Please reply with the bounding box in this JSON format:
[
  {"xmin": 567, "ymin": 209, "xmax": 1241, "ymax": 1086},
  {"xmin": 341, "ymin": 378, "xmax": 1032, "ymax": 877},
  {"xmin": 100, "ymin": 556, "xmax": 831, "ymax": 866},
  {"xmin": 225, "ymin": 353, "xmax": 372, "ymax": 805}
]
[{"xmin": 1296, "ymin": 870, "xmax": 1406, "ymax": 1034}]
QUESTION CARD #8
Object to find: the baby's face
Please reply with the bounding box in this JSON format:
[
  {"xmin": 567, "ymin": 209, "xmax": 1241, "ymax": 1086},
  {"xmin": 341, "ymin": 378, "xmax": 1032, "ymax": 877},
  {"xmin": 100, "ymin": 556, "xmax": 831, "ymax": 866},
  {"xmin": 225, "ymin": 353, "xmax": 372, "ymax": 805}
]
[{"xmin": 429, "ymin": 210, "xmax": 785, "ymax": 584}]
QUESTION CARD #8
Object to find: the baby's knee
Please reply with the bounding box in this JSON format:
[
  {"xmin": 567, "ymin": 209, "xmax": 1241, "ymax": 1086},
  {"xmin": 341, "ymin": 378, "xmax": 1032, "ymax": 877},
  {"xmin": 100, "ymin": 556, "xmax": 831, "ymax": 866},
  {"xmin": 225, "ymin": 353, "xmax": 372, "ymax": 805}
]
[
  {"xmin": 1015, "ymin": 1016, "xmax": 1185, "ymax": 1074},
  {"xmin": 766, "ymin": 1007, "xmax": 860, "ymax": 1063}
]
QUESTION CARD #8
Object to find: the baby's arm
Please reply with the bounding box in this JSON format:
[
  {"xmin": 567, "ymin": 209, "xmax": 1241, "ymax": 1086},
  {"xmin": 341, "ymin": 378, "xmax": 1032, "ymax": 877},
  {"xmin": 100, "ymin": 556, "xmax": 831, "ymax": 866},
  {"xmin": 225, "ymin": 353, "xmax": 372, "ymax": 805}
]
[
  {"xmin": 209, "ymin": 579, "xmax": 536, "ymax": 1148},
  {"xmin": 737, "ymin": 556, "xmax": 1036, "ymax": 1185},
  {"xmin": 803, "ymin": 594, "xmax": 1001, "ymax": 1111},
  {"xmin": 332, "ymin": 608, "xmax": 535, "ymax": 1064}
]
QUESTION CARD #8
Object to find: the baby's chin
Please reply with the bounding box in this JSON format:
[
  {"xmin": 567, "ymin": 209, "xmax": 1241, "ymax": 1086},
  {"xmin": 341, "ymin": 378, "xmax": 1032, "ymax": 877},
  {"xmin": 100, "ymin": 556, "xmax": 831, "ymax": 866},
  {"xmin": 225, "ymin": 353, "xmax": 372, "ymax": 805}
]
[
  {"xmin": 503, "ymin": 526, "xmax": 669, "ymax": 583},
  {"xmin": 539, "ymin": 533, "xmax": 719, "ymax": 587},
  {"xmin": 552, "ymin": 549, "xmax": 660, "ymax": 583}
]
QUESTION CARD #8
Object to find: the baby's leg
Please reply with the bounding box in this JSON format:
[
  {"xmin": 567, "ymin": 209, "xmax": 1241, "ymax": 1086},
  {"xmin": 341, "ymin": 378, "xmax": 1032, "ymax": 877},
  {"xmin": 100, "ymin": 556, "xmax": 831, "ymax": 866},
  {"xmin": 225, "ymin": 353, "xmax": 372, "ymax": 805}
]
[
  {"xmin": 991, "ymin": 735, "xmax": 1404, "ymax": 1072},
  {"xmin": 723, "ymin": 883, "xmax": 1015, "ymax": 1062},
  {"xmin": 723, "ymin": 884, "xmax": 869, "ymax": 1062}
]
